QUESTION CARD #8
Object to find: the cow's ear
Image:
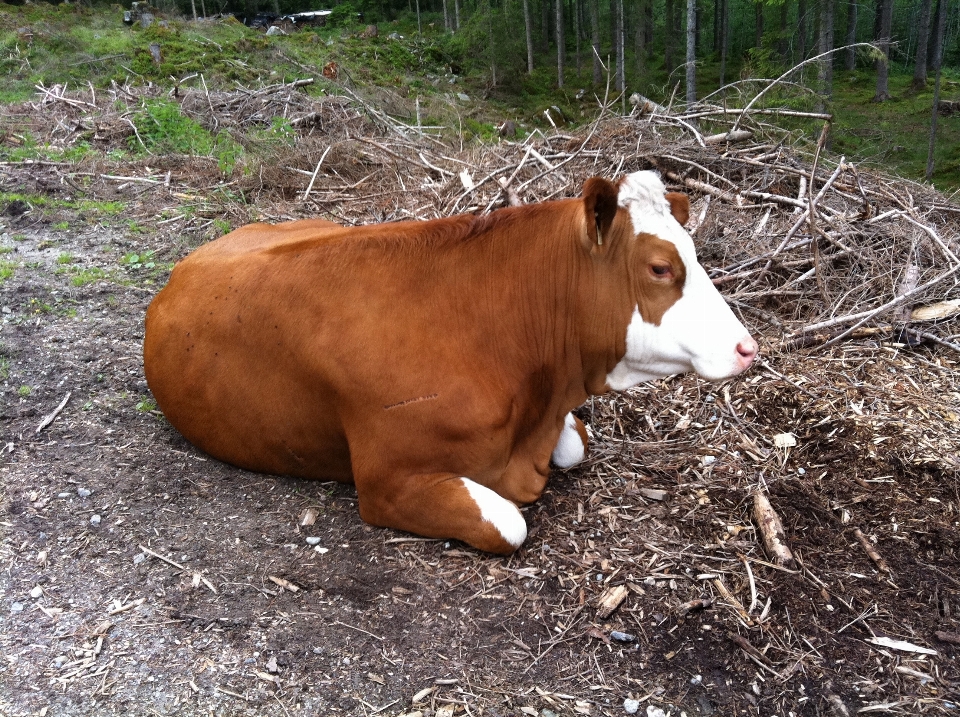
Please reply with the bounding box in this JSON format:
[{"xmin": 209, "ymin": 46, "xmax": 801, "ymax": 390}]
[
  {"xmin": 665, "ymin": 192, "xmax": 690, "ymax": 226},
  {"xmin": 582, "ymin": 177, "xmax": 619, "ymax": 250}
]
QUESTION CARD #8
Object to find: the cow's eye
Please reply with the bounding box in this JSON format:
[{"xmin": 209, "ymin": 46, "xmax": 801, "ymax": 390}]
[{"xmin": 650, "ymin": 264, "xmax": 672, "ymax": 278}]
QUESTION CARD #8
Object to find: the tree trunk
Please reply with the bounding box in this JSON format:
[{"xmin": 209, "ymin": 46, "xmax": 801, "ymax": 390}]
[
  {"xmin": 575, "ymin": 0, "xmax": 582, "ymax": 76},
  {"xmin": 713, "ymin": 0, "xmax": 719, "ymax": 51},
  {"xmin": 665, "ymin": 0, "xmax": 676, "ymax": 74},
  {"xmin": 798, "ymin": 0, "xmax": 808, "ymax": 59},
  {"xmin": 912, "ymin": 0, "xmax": 933, "ymax": 89},
  {"xmin": 817, "ymin": 0, "xmax": 835, "ymax": 109},
  {"xmin": 635, "ymin": 0, "xmax": 647, "ymax": 74},
  {"xmin": 591, "ymin": 0, "xmax": 602, "ymax": 83},
  {"xmin": 415, "ymin": 0, "xmax": 422, "ymax": 33},
  {"xmin": 777, "ymin": 1, "xmax": 789, "ymax": 60},
  {"xmin": 443, "ymin": 0, "xmax": 449, "ymax": 31},
  {"xmin": 845, "ymin": 0, "xmax": 858, "ymax": 70},
  {"xmin": 755, "ymin": 0, "xmax": 764, "ymax": 49},
  {"xmin": 616, "ymin": 0, "xmax": 625, "ymax": 91},
  {"xmin": 454, "ymin": 0, "xmax": 460, "ymax": 30},
  {"xmin": 873, "ymin": 0, "xmax": 893, "ymax": 102},
  {"xmin": 524, "ymin": 0, "xmax": 535, "ymax": 71},
  {"xmin": 926, "ymin": 0, "xmax": 948, "ymax": 178},
  {"xmin": 190, "ymin": 0, "xmax": 197, "ymax": 20},
  {"xmin": 929, "ymin": 0, "xmax": 943, "ymax": 70},
  {"xmin": 686, "ymin": 0, "xmax": 696, "ymax": 103},
  {"xmin": 556, "ymin": 0, "xmax": 565, "ymax": 87},
  {"xmin": 718, "ymin": 0, "xmax": 729, "ymax": 86}
]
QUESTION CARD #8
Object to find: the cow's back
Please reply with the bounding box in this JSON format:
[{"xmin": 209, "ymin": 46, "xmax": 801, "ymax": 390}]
[{"xmin": 144, "ymin": 219, "xmax": 355, "ymax": 480}]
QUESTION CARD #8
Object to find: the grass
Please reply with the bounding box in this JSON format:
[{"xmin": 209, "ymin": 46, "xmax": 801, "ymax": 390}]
[
  {"xmin": 0, "ymin": 4, "xmax": 957, "ymax": 189},
  {"xmin": 0, "ymin": 260, "xmax": 15, "ymax": 285},
  {"xmin": 17, "ymin": 385, "xmax": 31, "ymax": 397}
]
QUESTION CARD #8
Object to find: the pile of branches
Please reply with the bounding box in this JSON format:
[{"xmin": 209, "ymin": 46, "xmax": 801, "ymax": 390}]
[{"xmin": 2, "ymin": 78, "xmax": 959, "ymax": 353}]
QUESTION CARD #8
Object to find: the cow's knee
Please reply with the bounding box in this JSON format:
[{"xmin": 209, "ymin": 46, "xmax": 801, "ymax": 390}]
[
  {"xmin": 551, "ymin": 412, "xmax": 589, "ymax": 468},
  {"xmin": 356, "ymin": 473, "xmax": 527, "ymax": 554}
]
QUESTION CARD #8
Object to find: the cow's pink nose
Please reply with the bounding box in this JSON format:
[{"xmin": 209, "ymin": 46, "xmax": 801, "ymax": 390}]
[{"xmin": 736, "ymin": 336, "xmax": 758, "ymax": 367}]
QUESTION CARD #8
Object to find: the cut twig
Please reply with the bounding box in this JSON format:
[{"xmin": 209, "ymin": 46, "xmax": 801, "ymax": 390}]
[
  {"xmin": 36, "ymin": 392, "xmax": 71, "ymax": 434},
  {"xmin": 752, "ymin": 491, "xmax": 795, "ymax": 568},
  {"xmin": 852, "ymin": 528, "xmax": 891, "ymax": 574}
]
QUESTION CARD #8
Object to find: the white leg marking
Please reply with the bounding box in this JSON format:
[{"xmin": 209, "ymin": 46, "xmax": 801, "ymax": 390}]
[
  {"xmin": 551, "ymin": 412, "xmax": 586, "ymax": 468},
  {"xmin": 460, "ymin": 477, "xmax": 527, "ymax": 549}
]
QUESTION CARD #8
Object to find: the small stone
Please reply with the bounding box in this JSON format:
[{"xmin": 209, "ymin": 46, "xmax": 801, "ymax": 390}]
[
  {"xmin": 541, "ymin": 710, "xmax": 558, "ymax": 717},
  {"xmin": 610, "ymin": 631, "xmax": 636, "ymax": 642},
  {"xmin": 690, "ymin": 674, "xmax": 703, "ymax": 686},
  {"xmin": 244, "ymin": 657, "xmax": 256, "ymax": 665},
  {"xmin": 645, "ymin": 707, "xmax": 666, "ymax": 717},
  {"xmin": 314, "ymin": 546, "xmax": 329, "ymax": 554},
  {"xmin": 305, "ymin": 537, "xmax": 322, "ymax": 545},
  {"xmin": 57, "ymin": 492, "xmax": 71, "ymax": 499},
  {"xmin": 89, "ymin": 514, "xmax": 101, "ymax": 527},
  {"xmin": 457, "ymin": 92, "xmax": 470, "ymax": 102},
  {"xmin": 54, "ymin": 655, "xmax": 68, "ymax": 667},
  {"xmin": 265, "ymin": 656, "xmax": 278, "ymax": 673},
  {"xmin": 797, "ymin": 467, "xmax": 806, "ymax": 475},
  {"xmin": 29, "ymin": 586, "xmax": 42, "ymax": 599},
  {"xmin": 10, "ymin": 602, "xmax": 24, "ymax": 613},
  {"xmin": 133, "ymin": 553, "xmax": 146, "ymax": 565},
  {"xmin": 77, "ymin": 488, "xmax": 91, "ymax": 498},
  {"xmin": 312, "ymin": 647, "xmax": 322, "ymax": 654},
  {"xmin": 701, "ymin": 455, "xmax": 716, "ymax": 466},
  {"xmin": 623, "ymin": 698, "xmax": 640, "ymax": 714}
]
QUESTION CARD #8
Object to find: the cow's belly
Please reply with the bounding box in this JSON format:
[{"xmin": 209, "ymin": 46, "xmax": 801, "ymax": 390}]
[{"xmin": 144, "ymin": 263, "xmax": 354, "ymax": 482}]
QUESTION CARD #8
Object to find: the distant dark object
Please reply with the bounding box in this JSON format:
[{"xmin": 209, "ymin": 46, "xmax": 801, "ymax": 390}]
[
  {"xmin": 148, "ymin": 42, "xmax": 162, "ymax": 65},
  {"xmin": 248, "ymin": 12, "xmax": 279, "ymax": 29},
  {"xmin": 124, "ymin": 1, "xmax": 157, "ymax": 26},
  {"xmin": 360, "ymin": 24, "xmax": 378, "ymax": 38},
  {"xmin": 2, "ymin": 200, "xmax": 29, "ymax": 218},
  {"xmin": 938, "ymin": 100, "xmax": 960, "ymax": 115},
  {"xmin": 498, "ymin": 120, "xmax": 517, "ymax": 138},
  {"xmin": 249, "ymin": 9, "xmax": 331, "ymax": 29}
]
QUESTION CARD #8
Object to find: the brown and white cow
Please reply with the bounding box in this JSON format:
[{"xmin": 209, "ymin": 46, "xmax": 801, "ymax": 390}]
[{"xmin": 144, "ymin": 171, "xmax": 756, "ymax": 554}]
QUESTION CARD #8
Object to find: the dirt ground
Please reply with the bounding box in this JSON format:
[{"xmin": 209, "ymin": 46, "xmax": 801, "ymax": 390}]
[{"xmin": 1, "ymin": 99, "xmax": 959, "ymax": 717}]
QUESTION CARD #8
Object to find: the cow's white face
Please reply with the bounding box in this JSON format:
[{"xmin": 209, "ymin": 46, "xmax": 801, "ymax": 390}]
[{"xmin": 606, "ymin": 171, "xmax": 757, "ymax": 389}]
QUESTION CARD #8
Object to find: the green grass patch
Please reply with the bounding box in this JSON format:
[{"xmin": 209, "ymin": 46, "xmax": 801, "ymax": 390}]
[
  {"xmin": 68, "ymin": 266, "xmax": 107, "ymax": 287},
  {"xmin": 0, "ymin": 259, "xmax": 15, "ymax": 285},
  {"xmin": 17, "ymin": 385, "xmax": 31, "ymax": 397},
  {"xmin": 0, "ymin": 357, "xmax": 9, "ymax": 381}
]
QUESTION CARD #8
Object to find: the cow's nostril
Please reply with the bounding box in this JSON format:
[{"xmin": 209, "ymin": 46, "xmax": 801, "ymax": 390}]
[{"xmin": 737, "ymin": 337, "xmax": 758, "ymax": 362}]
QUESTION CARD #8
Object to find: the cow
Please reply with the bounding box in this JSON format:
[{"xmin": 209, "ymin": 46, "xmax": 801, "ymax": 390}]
[{"xmin": 143, "ymin": 171, "xmax": 757, "ymax": 554}]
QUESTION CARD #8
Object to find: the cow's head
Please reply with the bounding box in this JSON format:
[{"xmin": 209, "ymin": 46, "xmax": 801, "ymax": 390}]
[{"xmin": 583, "ymin": 171, "xmax": 757, "ymax": 387}]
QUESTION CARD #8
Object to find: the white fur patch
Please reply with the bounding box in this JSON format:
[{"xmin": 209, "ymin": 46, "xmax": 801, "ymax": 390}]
[
  {"xmin": 606, "ymin": 171, "xmax": 755, "ymax": 386},
  {"xmin": 551, "ymin": 412, "xmax": 586, "ymax": 468},
  {"xmin": 460, "ymin": 477, "xmax": 528, "ymax": 549}
]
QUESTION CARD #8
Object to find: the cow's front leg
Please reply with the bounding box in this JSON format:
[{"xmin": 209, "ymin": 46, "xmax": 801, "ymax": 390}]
[
  {"xmin": 551, "ymin": 412, "xmax": 589, "ymax": 468},
  {"xmin": 355, "ymin": 473, "xmax": 527, "ymax": 554}
]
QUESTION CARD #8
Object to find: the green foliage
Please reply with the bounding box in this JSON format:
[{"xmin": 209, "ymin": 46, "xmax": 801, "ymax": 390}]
[
  {"xmin": 0, "ymin": 259, "xmax": 14, "ymax": 285},
  {"xmin": 56, "ymin": 253, "xmax": 74, "ymax": 265},
  {"xmin": 69, "ymin": 266, "xmax": 107, "ymax": 287},
  {"xmin": 130, "ymin": 98, "xmax": 213, "ymax": 154},
  {"xmin": 0, "ymin": 357, "xmax": 8, "ymax": 381},
  {"xmin": 136, "ymin": 397, "xmax": 158, "ymax": 413},
  {"xmin": 213, "ymin": 218, "xmax": 232, "ymax": 236},
  {"xmin": 121, "ymin": 251, "xmax": 156, "ymax": 270},
  {"xmin": 328, "ymin": 2, "xmax": 362, "ymax": 28},
  {"xmin": 17, "ymin": 385, "xmax": 31, "ymax": 397}
]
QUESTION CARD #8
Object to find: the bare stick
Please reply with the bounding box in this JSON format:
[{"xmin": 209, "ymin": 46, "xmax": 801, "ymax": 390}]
[
  {"xmin": 302, "ymin": 146, "xmax": 331, "ymax": 201},
  {"xmin": 752, "ymin": 491, "xmax": 795, "ymax": 567},
  {"xmin": 731, "ymin": 43, "xmax": 879, "ymax": 132},
  {"xmin": 37, "ymin": 392, "xmax": 71, "ymax": 434},
  {"xmin": 853, "ymin": 528, "xmax": 891, "ymax": 574},
  {"xmin": 806, "ymin": 262, "xmax": 960, "ymax": 347}
]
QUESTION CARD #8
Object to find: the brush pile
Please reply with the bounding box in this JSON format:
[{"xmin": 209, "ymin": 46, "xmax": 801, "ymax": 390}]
[{"xmin": 2, "ymin": 79, "xmax": 959, "ymax": 715}]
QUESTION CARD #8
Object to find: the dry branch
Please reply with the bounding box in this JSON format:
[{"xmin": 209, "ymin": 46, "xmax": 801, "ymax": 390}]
[{"xmin": 752, "ymin": 492, "xmax": 796, "ymax": 568}]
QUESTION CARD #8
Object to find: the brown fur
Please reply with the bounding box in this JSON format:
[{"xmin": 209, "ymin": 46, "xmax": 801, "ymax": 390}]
[{"xmin": 143, "ymin": 179, "xmax": 689, "ymax": 553}]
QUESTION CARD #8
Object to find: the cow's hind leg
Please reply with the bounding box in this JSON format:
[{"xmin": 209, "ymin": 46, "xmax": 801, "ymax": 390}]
[
  {"xmin": 551, "ymin": 412, "xmax": 589, "ymax": 468},
  {"xmin": 356, "ymin": 473, "xmax": 527, "ymax": 554}
]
